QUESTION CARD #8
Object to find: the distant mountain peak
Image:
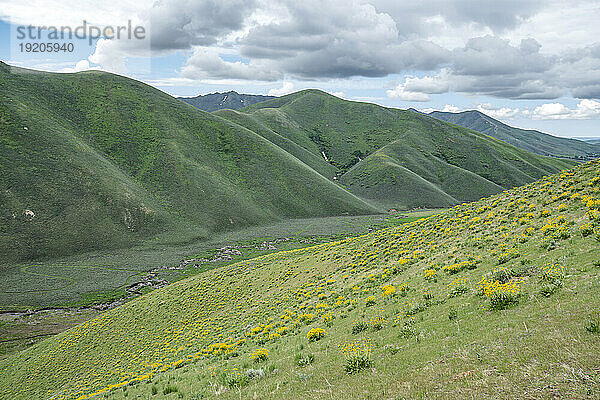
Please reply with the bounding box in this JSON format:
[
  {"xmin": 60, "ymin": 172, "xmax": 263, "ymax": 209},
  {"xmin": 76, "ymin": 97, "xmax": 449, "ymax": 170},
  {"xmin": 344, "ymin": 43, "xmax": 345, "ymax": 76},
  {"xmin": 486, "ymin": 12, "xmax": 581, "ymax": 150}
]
[{"xmin": 178, "ymin": 91, "xmax": 275, "ymax": 112}]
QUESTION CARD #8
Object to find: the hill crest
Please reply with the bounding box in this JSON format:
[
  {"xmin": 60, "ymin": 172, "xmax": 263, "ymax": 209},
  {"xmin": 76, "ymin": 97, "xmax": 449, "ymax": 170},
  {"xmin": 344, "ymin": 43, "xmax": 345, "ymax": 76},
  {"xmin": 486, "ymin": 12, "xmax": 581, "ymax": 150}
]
[
  {"xmin": 228, "ymin": 89, "xmax": 577, "ymax": 210},
  {"xmin": 0, "ymin": 67, "xmax": 376, "ymax": 262}
]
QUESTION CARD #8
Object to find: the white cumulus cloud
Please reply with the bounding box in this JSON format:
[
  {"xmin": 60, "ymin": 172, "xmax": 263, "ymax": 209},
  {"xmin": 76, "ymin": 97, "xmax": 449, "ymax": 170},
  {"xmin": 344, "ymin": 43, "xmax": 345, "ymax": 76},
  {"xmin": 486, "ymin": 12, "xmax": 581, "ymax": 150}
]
[
  {"xmin": 387, "ymin": 69, "xmax": 452, "ymax": 101},
  {"xmin": 533, "ymin": 99, "xmax": 600, "ymax": 119},
  {"xmin": 386, "ymin": 87, "xmax": 430, "ymax": 102},
  {"xmin": 58, "ymin": 59, "xmax": 101, "ymax": 73},
  {"xmin": 476, "ymin": 103, "xmax": 520, "ymax": 119},
  {"xmin": 268, "ymin": 81, "xmax": 295, "ymax": 96}
]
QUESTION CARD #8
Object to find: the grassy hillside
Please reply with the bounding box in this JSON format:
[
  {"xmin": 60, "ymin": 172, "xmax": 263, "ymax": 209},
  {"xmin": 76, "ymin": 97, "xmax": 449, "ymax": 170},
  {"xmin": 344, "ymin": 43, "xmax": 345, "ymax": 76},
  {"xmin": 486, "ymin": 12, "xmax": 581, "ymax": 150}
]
[
  {"xmin": 178, "ymin": 91, "xmax": 275, "ymax": 112},
  {"xmin": 232, "ymin": 90, "xmax": 576, "ymax": 210},
  {"xmin": 340, "ymin": 140, "xmax": 504, "ymax": 209},
  {"xmin": 213, "ymin": 109, "xmax": 336, "ymax": 178},
  {"xmin": 0, "ymin": 212, "xmax": 438, "ymax": 357},
  {"xmin": 0, "ymin": 64, "xmax": 376, "ymax": 262},
  {"xmin": 3, "ymin": 160, "xmax": 599, "ymax": 399},
  {"xmin": 429, "ymin": 110, "xmax": 600, "ymax": 160},
  {"xmin": 1, "ymin": 213, "xmax": 426, "ymax": 311}
]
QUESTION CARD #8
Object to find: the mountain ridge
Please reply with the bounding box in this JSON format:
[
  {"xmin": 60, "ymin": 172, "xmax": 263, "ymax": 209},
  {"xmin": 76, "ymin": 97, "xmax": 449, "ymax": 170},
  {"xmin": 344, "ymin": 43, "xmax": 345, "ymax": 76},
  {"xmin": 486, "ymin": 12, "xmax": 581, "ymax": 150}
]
[
  {"xmin": 428, "ymin": 109, "xmax": 600, "ymax": 160},
  {"xmin": 0, "ymin": 67, "xmax": 582, "ymax": 263},
  {"xmin": 178, "ymin": 91, "xmax": 275, "ymax": 112},
  {"xmin": 225, "ymin": 89, "xmax": 576, "ymax": 210}
]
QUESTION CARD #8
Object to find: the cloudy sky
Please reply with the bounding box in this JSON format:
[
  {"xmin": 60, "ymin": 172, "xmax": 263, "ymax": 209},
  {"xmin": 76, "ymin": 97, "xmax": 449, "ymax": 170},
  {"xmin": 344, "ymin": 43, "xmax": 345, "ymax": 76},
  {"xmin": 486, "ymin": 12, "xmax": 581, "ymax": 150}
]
[{"xmin": 1, "ymin": 0, "xmax": 599, "ymax": 137}]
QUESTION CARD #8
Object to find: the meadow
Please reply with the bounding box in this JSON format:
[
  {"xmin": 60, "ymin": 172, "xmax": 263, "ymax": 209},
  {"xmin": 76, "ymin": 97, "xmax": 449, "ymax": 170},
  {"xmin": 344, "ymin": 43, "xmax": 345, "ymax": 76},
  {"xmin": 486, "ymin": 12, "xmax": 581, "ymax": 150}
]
[
  {"xmin": 0, "ymin": 213, "xmax": 433, "ymax": 358},
  {"xmin": 0, "ymin": 213, "xmax": 428, "ymax": 310},
  {"xmin": 1, "ymin": 161, "xmax": 598, "ymax": 399}
]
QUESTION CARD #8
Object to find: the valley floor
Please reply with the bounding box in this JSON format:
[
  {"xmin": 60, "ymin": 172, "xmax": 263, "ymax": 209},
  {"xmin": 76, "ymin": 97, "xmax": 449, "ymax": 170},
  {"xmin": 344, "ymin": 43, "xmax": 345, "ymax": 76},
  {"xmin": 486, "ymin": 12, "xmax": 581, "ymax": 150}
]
[{"xmin": 0, "ymin": 211, "xmax": 438, "ymax": 357}]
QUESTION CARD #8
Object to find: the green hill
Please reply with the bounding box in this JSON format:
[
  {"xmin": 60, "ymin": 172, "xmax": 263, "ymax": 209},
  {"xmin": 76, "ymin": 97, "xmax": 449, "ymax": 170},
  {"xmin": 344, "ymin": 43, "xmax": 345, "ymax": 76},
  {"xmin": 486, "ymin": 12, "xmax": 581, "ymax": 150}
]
[
  {"xmin": 429, "ymin": 109, "xmax": 600, "ymax": 160},
  {"xmin": 178, "ymin": 91, "xmax": 275, "ymax": 112},
  {"xmin": 3, "ymin": 160, "xmax": 598, "ymax": 399},
  {"xmin": 0, "ymin": 64, "xmax": 376, "ymax": 262},
  {"xmin": 212, "ymin": 109, "xmax": 336, "ymax": 178},
  {"xmin": 225, "ymin": 90, "xmax": 576, "ymax": 210},
  {"xmin": 339, "ymin": 140, "xmax": 504, "ymax": 209}
]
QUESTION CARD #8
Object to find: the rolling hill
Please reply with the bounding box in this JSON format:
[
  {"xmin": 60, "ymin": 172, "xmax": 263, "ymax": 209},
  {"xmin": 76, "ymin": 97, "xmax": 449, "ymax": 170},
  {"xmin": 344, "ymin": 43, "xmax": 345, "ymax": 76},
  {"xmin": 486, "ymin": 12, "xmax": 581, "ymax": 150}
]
[
  {"xmin": 0, "ymin": 66, "xmax": 583, "ymax": 263},
  {"xmin": 0, "ymin": 64, "xmax": 376, "ymax": 262},
  {"xmin": 428, "ymin": 109, "xmax": 600, "ymax": 160},
  {"xmin": 178, "ymin": 91, "xmax": 275, "ymax": 112},
  {"xmin": 3, "ymin": 160, "xmax": 598, "ymax": 399},
  {"xmin": 219, "ymin": 90, "xmax": 576, "ymax": 210}
]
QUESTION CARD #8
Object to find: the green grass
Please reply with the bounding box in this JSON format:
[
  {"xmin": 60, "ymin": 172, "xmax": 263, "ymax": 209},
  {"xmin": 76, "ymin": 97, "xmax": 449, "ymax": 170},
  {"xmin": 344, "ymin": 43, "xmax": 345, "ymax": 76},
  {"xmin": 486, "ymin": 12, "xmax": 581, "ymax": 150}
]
[
  {"xmin": 2, "ymin": 160, "xmax": 598, "ymax": 399},
  {"xmin": 0, "ymin": 64, "xmax": 376, "ymax": 263},
  {"xmin": 213, "ymin": 109, "xmax": 336, "ymax": 178},
  {"xmin": 225, "ymin": 89, "xmax": 577, "ymax": 211},
  {"xmin": 0, "ymin": 213, "xmax": 422, "ymax": 310},
  {"xmin": 0, "ymin": 309, "xmax": 100, "ymax": 358},
  {"xmin": 0, "ymin": 212, "xmax": 431, "ymax": 359},
  {"xmin": 0, "ymin": 265, "xmax": 138, "ymax": 309}
]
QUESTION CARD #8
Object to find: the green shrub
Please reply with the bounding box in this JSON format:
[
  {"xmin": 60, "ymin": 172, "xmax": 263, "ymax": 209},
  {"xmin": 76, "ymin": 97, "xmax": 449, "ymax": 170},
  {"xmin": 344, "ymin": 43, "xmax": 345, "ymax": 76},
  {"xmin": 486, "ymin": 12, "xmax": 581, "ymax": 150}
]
[
  {"xmin": 538, "ymin": 263, "xmax": 565, "ymax": 296},
  {"xmin": 344, "ymin": 354, "xmax": 374, "ymax": 374},
  {"xmin": 489, "ymin": 290, "xmax": 520, "ymax": 310},
  {"xmin": 405, "ymin": 302, "xmax": 427, "ymax": 316},
  {"xmin": 351, "ymin": 321, "xmax": 369, "ymax": 334},
  {"xmin": 400, "ymin": 319, "xmax": 418, "ymax": 338},
  {"xmin": 295, "ymin": 353, "xmax": 315, "ymax": 367},
  {"xmin": 340, "ymin": 338, "xmax": 374, "ymax": 374},
  {"xmin": 306, "ymin": 328, "xmax": 327, "ymax": 342},
  {"xmin": 492, "ymin": 266, "xmax": 518, "ymax": 283},
  {"xmin": 163, "ymin": 384, "xmax": 178, "ymax": 395},
  {"xmin": 217, "ymin": 371, "xmax": 250, "ymax": 388},
  {"xmin": 448, "ymin": 308, "xmax": 458, "ymax": 321},
  {"xmin": 585, "ymin": 311, "xmax": 600, "ymax": 333}
]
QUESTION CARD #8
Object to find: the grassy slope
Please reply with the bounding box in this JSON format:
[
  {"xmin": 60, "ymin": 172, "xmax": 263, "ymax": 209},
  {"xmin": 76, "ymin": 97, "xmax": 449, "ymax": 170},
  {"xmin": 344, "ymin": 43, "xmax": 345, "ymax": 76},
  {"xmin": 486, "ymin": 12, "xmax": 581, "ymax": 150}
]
[
  {"xmin": 1, "ymin": 213, "xmax": 416, "ymax": 310},
  {"xmin": 0, "ymin": 64, "xmax": 376, "ymax": 262},
  {"xmin": 3, "ymin": 160, "xmax": 599, "ymax": 399},
  {"xmin": 235, "ymin": 90, "xmax": 576, "ymax": 210},
  {"xmin": 340, "ymin": 144, "xmax": 502, "ymax": 209},
  {"xmin": 213, "ymin": 109, "xmax": 336, "ymax": 178},
  {"xmin": 429, "ymin": 110, "xmax": 600, "ymax": 159},
  {"xmin": 0, "ymin": 212, "xmax": 438, "ymax": 357}
]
